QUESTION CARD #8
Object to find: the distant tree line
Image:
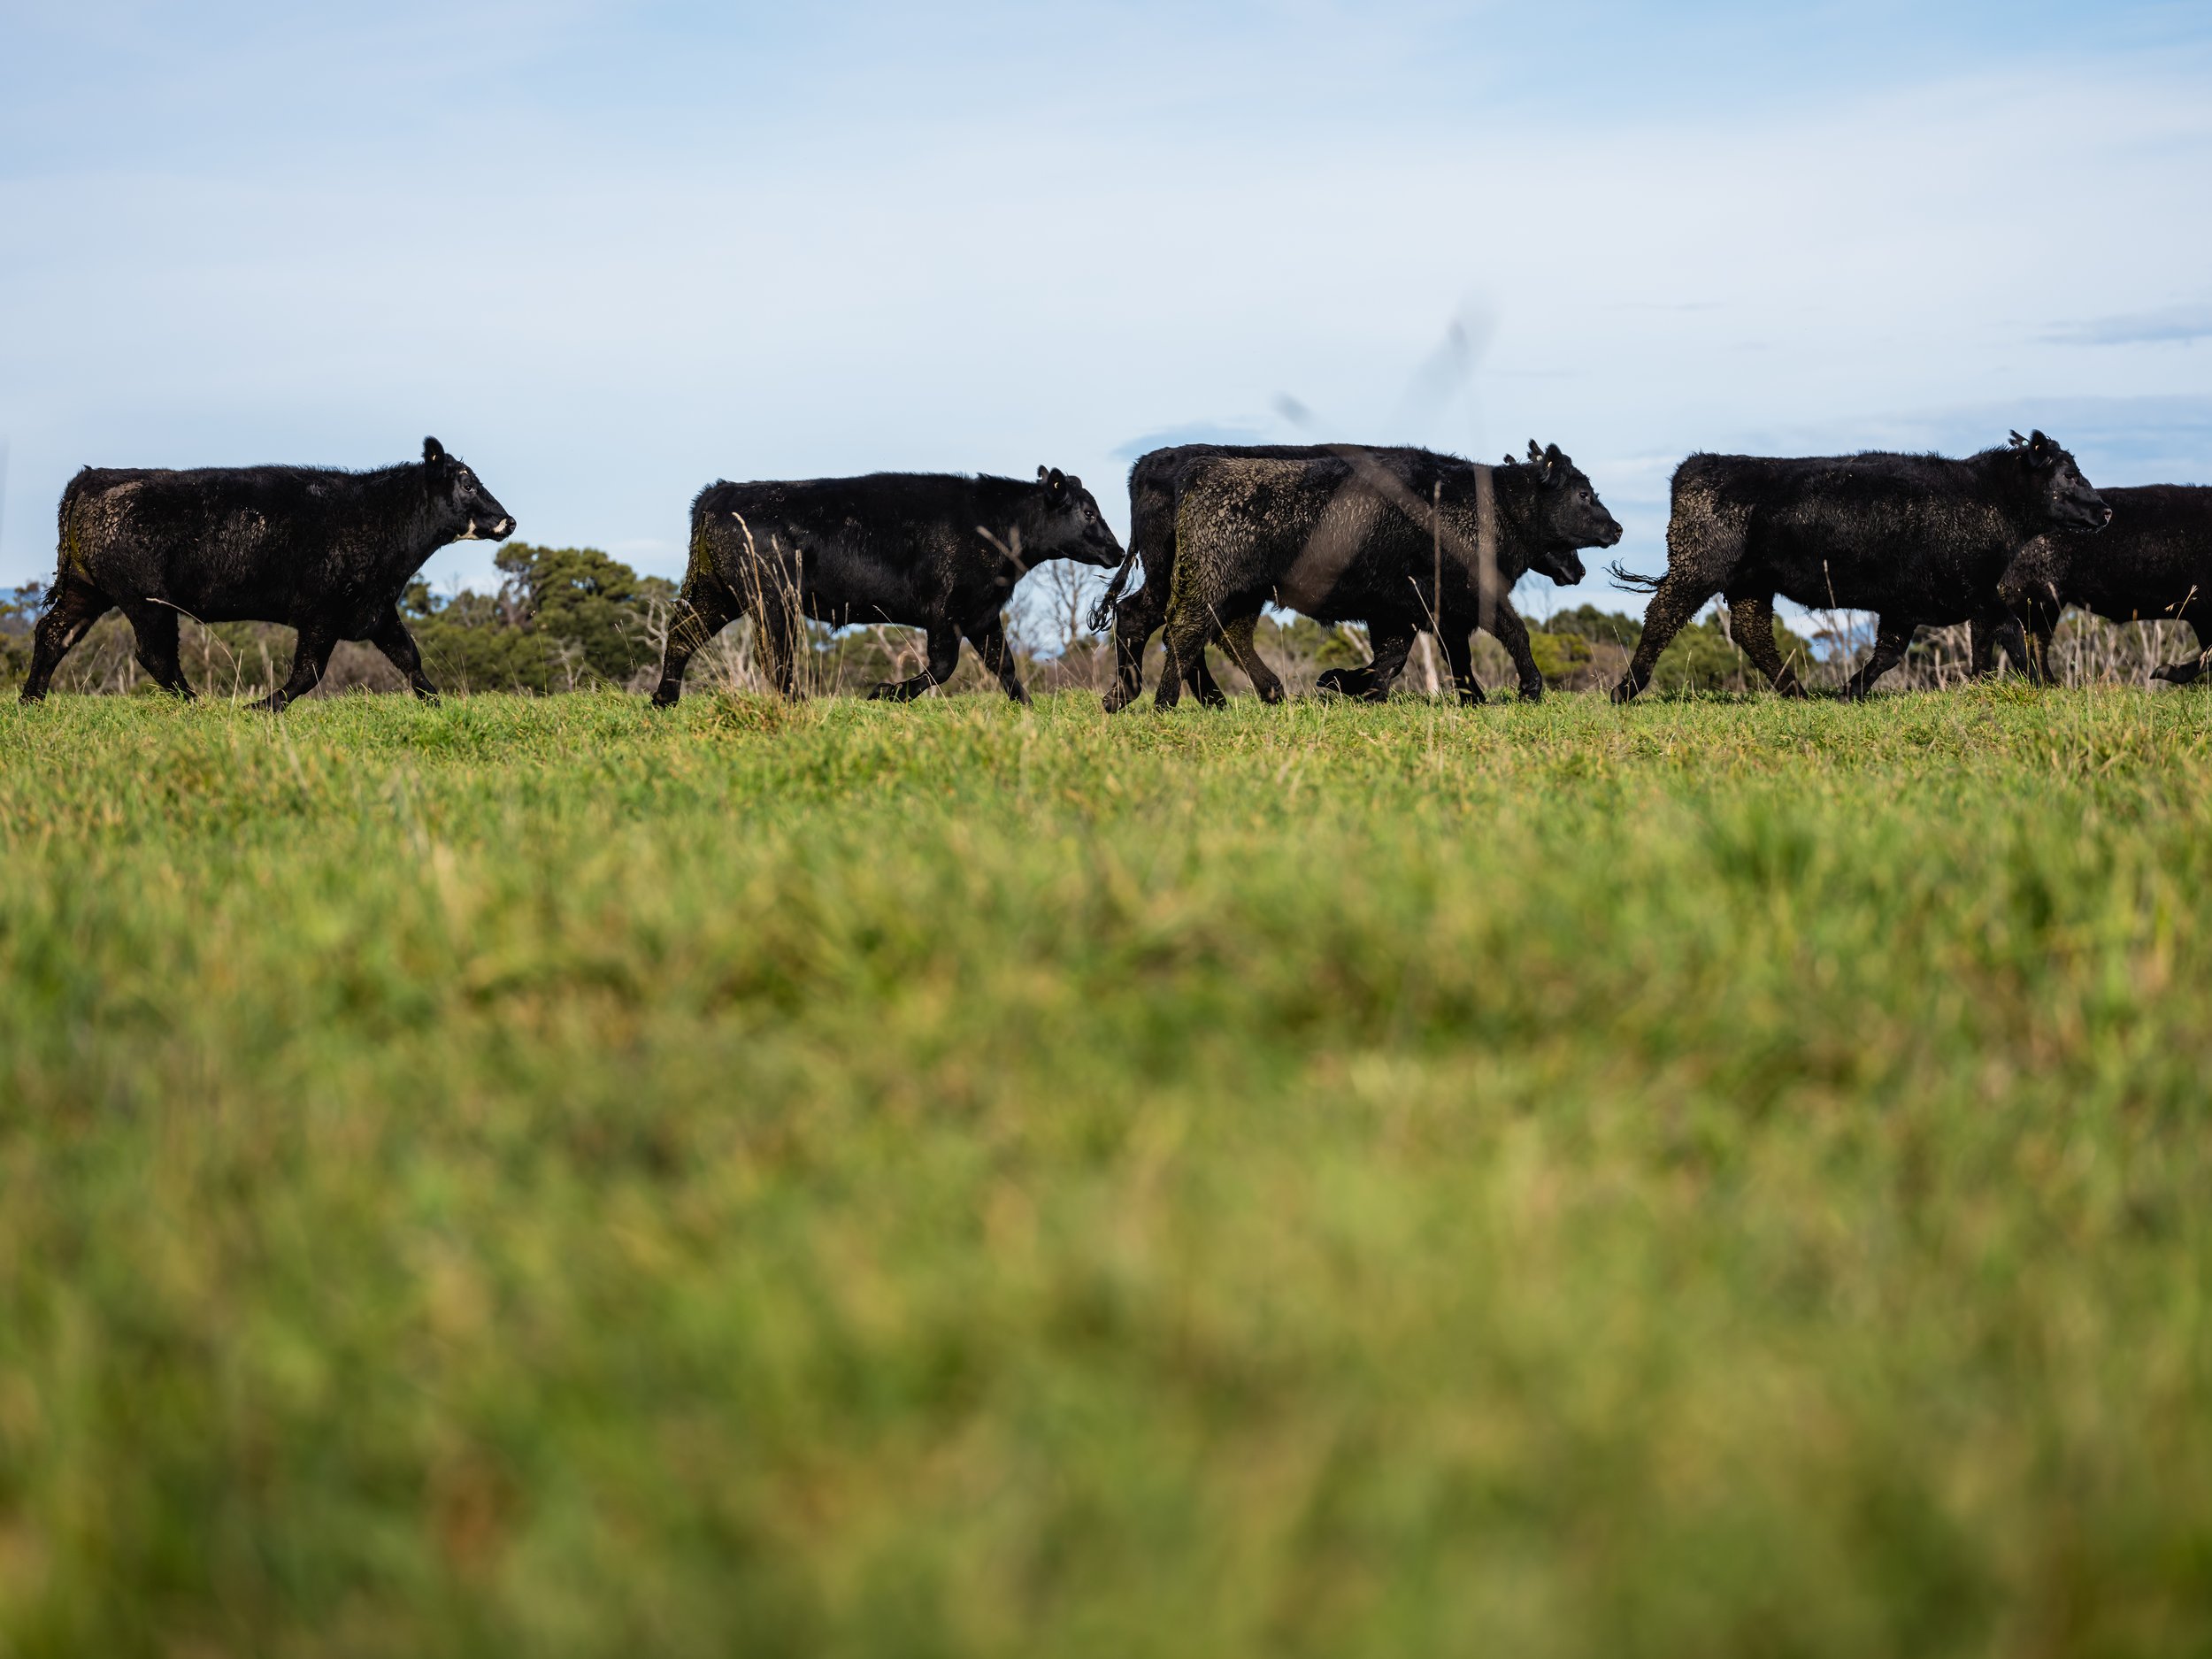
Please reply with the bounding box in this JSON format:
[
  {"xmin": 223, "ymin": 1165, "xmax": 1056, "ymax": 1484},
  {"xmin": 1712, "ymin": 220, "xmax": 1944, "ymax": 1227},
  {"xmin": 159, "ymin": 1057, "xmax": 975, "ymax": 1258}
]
[{"xmin": 0, "ymin": 546, "xmax": 2189, "ymax": 698}]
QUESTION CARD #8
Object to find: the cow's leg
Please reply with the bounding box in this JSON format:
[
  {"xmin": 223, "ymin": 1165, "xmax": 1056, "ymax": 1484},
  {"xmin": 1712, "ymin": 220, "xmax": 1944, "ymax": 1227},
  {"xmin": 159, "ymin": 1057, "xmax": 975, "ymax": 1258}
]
[
  {"xmin": 2026, "ymin": 599, "xmax": 2067, "ymax": 686},
  {"xmin": 964, "ymin": 614, "xmax": 1031, "ymax": 705},
  {"xmin": 260, "ymin": 623, "xmax": 337, "ymax": 712},
  {"xmin": 124, "ymin": 603, "xmax": 196, "ymax": 700},
  {"xmin": 1319, "ymin": 624, "xmax": 1401, "ymax": 700},
  {"xmin": 1103, "ymin": 576, "xmax": 1164, "ymax": 714},
  {"xmin": 869, "ymin": 619, "xmax": 961, "ymax": 701},
  {"xmin": 1969, "ymin": 615, "xmax": 2001, "ymax": 679},
  {"xmin": 650, "ymin": 582, "xmax": 738, "ymax": 708},
  {"xmin": 1440, "ymin": 627, "xmax": 1487, "ymax": 705},
  {"xmin": 1996, "ymin": 612, "xmax": 2040, "ymax": 683},
  {"xmin": 1612, "ymin": 572, "xmax": 1718, "ymax": 702},
  {"xmin": 1726, "ymin": 593, "xmax": 1805, "ymax": 697},
  {"xmin": 1315, "ymin": 661, "xmax": 1372, "ymax": 697},
  {"xmin": 1487, "ymin": 601, "xmax": 1546, "ymax": 702},
  {"xmin": 746, "ymin": 592, "xmax": 807, "ymax": 699},
  {"xmin": 2148, "ymin": 604, "xmax": 2210, "ymax": 686},
  {"xmin": 369, "ymin": 605, "xmax": 440, "ymax": 701},
  {"xmin": 646, "ymin": 584, "xmax": 739, "ymax": 708},
  {"xmin": 1363, "ymin": 625, "xmax": 1417, "ymax": 702},
  {"xmin": 1841, "ymin": 617, "xmax": 1915, "ymax": 700},
  {"xmin": 1155, "ymin": 600, "xmax": 1222, "ymax": 710},
  {"xmin": 1217, "ymin": 612, "xmax": 1285, "ymax": 704},
  {"xmin": 1181, "ymin": 641, "xmax": 1227, "ymax": 705},
  {"xmin": 2151, "ymin": 648, "xmax": 2205, "ymax": 686},
  {"xmin": 1970, "ymin": 608, "xmax": 2039, "ymax": 681},
  {"xmin": 19, "ymin": 577, "xmax": 112, "ymax": 703}
]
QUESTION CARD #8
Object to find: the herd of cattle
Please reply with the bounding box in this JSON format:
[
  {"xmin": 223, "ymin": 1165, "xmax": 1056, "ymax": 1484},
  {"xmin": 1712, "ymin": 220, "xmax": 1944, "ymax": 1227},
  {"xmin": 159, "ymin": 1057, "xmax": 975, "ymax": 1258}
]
[{"xmin": 16, "ymin": 430, "xmax": 2210, "ymax": 710}]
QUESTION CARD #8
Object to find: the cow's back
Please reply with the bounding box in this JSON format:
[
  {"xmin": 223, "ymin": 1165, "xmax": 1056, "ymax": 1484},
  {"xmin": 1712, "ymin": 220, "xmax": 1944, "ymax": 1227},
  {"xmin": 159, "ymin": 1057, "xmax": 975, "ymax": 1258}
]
[
  {"xmin": 1677, "ymin": 450, "xmax": 2012, "ymax": 617},
  {"xmin": 62, "ymin": 465, "xmax": 332, "ymax": 618},
  {"xmin": 694, "ymin": 473, "xmax": 984, "ymax": 623},
  {"xmin": 1131, "ymin": 443, "xmax": 1428, "ymax": 557}
]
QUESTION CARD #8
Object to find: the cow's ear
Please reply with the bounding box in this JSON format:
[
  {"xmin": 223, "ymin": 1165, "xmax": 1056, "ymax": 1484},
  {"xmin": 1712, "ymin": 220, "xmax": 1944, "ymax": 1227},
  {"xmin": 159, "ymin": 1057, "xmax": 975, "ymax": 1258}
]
[
  {"xmin": 1044, "ymin": 467, "xmax": 1066, "ymax": 495},
  {"xmin": 1038, "ymin": 465, "xmax": 1049, "ymax": 482},
  {"xmin": 424, "ymin": 437, "xmax": 447, "ymax": 465},
  {"xmin": 1502, "ymin": 453, "xmax": 1518, "ymax": 467},
  {"xmin": 1525, "ymin": 440, "xmax": 1543, "ymax": 465}
]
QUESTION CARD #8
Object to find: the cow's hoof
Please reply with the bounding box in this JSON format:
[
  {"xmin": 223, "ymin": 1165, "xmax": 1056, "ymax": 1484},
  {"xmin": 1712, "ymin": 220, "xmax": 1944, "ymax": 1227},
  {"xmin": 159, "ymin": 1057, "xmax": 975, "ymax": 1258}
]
[
  {"xmin": 1609, "ymin": 680, "xmax": 1638, "ymax": 704},
  {"xmin": 1517, "ymin": 683, "xmax": 1545, "ymax": 703}
]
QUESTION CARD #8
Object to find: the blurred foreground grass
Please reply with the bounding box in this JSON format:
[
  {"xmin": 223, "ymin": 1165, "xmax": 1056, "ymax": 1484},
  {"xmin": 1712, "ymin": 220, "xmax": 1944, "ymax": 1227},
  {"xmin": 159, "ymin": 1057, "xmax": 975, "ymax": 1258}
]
[{"xmin": 3, "ymin": 687, "xmax": 2210, "ymax": 1656}]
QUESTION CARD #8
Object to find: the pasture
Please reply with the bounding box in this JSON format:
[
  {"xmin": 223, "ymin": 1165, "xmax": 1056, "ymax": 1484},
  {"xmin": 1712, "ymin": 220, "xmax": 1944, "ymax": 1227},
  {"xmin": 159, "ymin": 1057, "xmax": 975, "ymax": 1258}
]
[{"xmin": 3, "ymin": 687, "xmax": 2210, "ymax": 1655}]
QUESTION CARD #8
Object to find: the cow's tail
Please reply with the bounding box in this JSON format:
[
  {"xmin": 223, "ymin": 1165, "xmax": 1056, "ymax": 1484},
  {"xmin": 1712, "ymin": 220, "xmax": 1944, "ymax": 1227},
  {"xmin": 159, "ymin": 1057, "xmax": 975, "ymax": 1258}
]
[
  {"xmin": 48, "ymin": 468, "xmax": 98, "ymax": 599},
  {"xmin": 686, "ymin": 490, "xmax": 715, "ymax": 587},
  {"xmin": 1608, "ymin": 561, "xmax": 1665, "ymax": 592},
  {"xmin": 684, "ymin": 482, "xmax": 739, "ymax": 604},
  {"xmin": 1087, "ymin": 541, "xmax": 1141, "ymax": 634}
]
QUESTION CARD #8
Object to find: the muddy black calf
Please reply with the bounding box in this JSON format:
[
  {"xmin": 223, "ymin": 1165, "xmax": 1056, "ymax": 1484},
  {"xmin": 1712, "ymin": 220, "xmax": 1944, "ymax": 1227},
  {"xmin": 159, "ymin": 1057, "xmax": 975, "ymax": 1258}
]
[
  {"xmin": 20, "ymin": 437, "xmax": 514, "ymax": 709},
  {"xmin": 1612, "ymin": 431, "xmax": 2108, "ymax": 702},
  {"xmin": 651, "ymin": 467, "xmax": 1123, "ymax": 704},
  {"xmin": 1152, "ymin": 445, "xmax": 1618, "ymax": 710},
  {"xmin": 1100, "ymin": 443, "xmax": 1430, "ymax": 711}
]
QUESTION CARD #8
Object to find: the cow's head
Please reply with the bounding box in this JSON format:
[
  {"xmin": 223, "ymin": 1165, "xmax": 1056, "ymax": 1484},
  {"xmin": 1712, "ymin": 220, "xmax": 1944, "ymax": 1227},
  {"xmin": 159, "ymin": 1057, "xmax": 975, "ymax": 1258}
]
[
  {"xmin": 1023, "ymin": 465, "xmax": 1125, "ymax": 568},
  {"xmin": 423, "ymin": 436, "xmax": 516, "ymax": 542},
  {"xmin": 2008, "ymin": 430, "xmax": 2108, "ymax": 532},
  {"xmin": 1504, "ymin": 441, "xmax": 1621, "ymax": 584}
]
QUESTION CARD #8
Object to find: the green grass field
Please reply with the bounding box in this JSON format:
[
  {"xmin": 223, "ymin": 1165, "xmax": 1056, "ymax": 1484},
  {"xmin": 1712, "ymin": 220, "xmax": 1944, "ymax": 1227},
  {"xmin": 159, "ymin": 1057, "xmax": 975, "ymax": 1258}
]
[{"xmin": 4, "ymin": 687, "xmax": 2210, "ymax": 1656}]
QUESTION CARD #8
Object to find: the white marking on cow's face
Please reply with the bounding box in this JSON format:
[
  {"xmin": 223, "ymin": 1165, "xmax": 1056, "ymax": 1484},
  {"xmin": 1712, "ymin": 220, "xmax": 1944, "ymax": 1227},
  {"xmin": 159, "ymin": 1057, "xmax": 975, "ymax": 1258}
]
[{"xmin": 457, "ymin": 518, "xmax": 480, "ymax": 541}]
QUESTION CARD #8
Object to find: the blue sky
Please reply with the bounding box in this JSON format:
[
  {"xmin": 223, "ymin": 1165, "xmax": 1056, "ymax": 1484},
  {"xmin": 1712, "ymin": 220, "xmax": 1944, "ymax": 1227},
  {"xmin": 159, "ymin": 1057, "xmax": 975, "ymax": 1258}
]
[{"xmin": 4, "ymin": 1, "xmax": 2208, "ymax": 616}]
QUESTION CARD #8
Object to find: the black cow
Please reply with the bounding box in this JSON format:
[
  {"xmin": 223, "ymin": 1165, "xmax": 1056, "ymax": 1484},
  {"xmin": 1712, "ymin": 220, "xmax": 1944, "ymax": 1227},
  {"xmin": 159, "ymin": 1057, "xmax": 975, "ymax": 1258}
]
[
  {"xmin": 1152, "ymin": 445, "xmax": 1620, "ymax": 710},
  {"xmin": 649, "ymin": 467, "xmax": 1123, "ymax": 705},
  {"xmin": 19, "ymin": 437, "xmax": 514, "ymax": 710},
  {"xmin": 1611, "ymin": 431, "xmax": 2108, "ymax": 702},
  {"xmin": 1100, "ymin": 443, "xmax": 1426, "ymax": 711},
  {"xmin": 1988, "ymin": 485, "xmax": 2212, "ymax": 682},
  {"xmin": 1315, "ymin": 444, "xmax": 1626, "ymax": 704}
]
